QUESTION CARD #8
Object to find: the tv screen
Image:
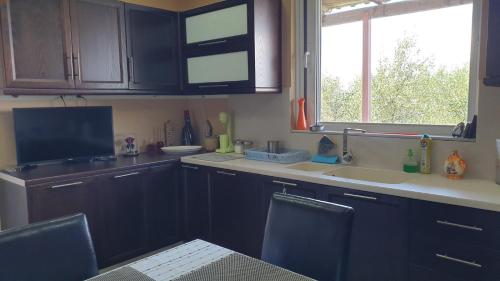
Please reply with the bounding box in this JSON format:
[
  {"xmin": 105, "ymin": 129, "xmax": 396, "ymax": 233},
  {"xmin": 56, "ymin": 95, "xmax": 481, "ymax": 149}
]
[{"xmin": 13, "ymin": 106, "xmax": 115, "ymax": 165}]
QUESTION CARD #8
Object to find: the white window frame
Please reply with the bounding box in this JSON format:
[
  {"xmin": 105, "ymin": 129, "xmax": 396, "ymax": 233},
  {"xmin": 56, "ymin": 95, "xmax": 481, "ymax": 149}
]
[{"xmin": 297, "ymin": 0, "xmax": 482, "ymax": 137}]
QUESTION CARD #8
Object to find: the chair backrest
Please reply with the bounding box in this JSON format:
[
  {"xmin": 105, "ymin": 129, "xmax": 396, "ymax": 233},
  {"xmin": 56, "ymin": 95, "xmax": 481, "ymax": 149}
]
[
  {"xmin": 261, "ymin": 193, "xmax": 354, "ymax": 281},
  {"xmin": 0, "ymin": 213, "xmax": 99, "ymax": 281}
]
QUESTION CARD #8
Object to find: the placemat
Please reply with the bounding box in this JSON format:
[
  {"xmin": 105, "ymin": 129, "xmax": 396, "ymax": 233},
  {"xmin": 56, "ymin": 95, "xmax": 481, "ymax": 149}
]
[
  {"xmin": 172, "ymin": 253, "xmax": 315, "ymax": 281},
  {"xmin": 88, "ymin": 267, "xmax": 155, "ymax": 281}
]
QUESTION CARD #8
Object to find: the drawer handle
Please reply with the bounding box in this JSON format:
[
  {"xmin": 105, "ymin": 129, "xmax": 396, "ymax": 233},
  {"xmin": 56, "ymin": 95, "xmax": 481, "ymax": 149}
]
[
  {"xmin": 198, "ymin": 84, "xmax": 229, "ymax": 88},
  {"xmin": 436, "ymin": 253, "xmax": 482, "ymax": 268},
  {"xmin": 436, "ymin": 220, "xmax": 483, "ymax": 232},
  {"xmin": 114, "ymin": 172, "xmax": 140, "ymax": 179},
  {"xmin": 50, "ymin": 181, "xmax": 83, "ymax": 189},
  {"xmin": 216, "ymin": 171, "xmax": 236, "ymax": 177},
  {"xmin": 343, "ymin": 193, "xmax": 377, "ymax": 201},
  {"xmin": 197, "ymin": 40, "xmax": 227, "ymax": 46},
  {"xmin": 182, "ymin": 165, "xmax": 199, "ymax": 170},
  {"xmin": 272, "ymin": 180, "xmax": 297, "ymax": 187}
]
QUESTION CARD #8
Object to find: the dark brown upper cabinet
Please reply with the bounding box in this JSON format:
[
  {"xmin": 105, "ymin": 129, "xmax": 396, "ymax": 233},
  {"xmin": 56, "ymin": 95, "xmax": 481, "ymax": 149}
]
[
  {"xmin": 0, "ymin": 0, "xmax": 74, "ymax": 89},
  {"xmin": 125, "ymin": 4, "xmax": 180, "ymax": 91},
  {"xmin": 70, "ymin": 0, "xmax": 128, "ymax": 89},
  {"xmin": 180, "ymin": 0, "xmax": 281, "ymax": 95}
]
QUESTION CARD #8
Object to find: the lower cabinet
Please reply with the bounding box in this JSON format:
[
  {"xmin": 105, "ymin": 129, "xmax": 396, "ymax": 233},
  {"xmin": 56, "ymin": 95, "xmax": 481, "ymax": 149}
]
[
  {"xmin": 27, "ymin": 163, "xmax": 181, "ymax": 268},
  {"xmin": 209, "ymin": 168, "xmax": 262, "ymax": 258},
  {"xmin": 28, "ymin": 176, "xmax": 101, "ymax": 259},
  {"xmin": 98, "ymin": 168, "xmax": 149, "ymax": 266},
  {"xmin": 144, "ymin": 164, "xmax": 180, "ymax": 249},
  {"xmin": 410, "ymin": 200, "xmax": 500, "ymax": 281},
  {"xmin": 181, "ymin": 164, "xmax": 210, "ymax": 241},
  {"xmin": 324, "ymin": 186, "xmax": 409, "ymax": 281}
]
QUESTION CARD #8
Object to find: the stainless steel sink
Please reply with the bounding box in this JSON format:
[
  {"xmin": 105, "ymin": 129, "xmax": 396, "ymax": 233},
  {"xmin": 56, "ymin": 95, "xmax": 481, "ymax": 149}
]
[{"xmin": 323, "ymin": 166, "xmax": 410, "ymax": 184}]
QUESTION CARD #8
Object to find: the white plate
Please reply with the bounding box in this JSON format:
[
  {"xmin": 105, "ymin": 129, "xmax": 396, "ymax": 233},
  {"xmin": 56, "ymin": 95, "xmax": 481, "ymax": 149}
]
[{"xmin": 161, "ymin": 146, "xmax": 202, "ymax": 154}]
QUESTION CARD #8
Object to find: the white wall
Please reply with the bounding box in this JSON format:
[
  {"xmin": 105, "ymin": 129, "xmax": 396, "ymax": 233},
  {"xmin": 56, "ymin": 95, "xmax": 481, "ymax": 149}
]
[{"xmin": 229, "ymin": 85, "xmax": 500, "ymax": 180}]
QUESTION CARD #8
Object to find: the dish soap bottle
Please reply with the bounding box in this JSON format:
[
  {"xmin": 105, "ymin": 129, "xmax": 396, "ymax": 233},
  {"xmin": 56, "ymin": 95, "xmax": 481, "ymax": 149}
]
[
  {"xmin": 403, "ymin": 149, "xmax": 419, "ymax": 173},
  {"xmin": 420, "ymin": 134, "xmax": 432, "ymax": 174}
]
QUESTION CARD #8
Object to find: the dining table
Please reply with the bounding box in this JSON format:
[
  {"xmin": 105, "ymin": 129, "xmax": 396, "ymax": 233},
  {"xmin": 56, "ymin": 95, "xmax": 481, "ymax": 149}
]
[{"xmin": 86, "ymin": 239, "xmax": 315, "ymax": 281}]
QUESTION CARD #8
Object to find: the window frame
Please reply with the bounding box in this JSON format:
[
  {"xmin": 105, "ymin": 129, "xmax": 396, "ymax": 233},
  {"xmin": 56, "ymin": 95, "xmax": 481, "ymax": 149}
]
[{"xmin": 297, "ymin": 0, "xmax": 482, "ymax": 136}]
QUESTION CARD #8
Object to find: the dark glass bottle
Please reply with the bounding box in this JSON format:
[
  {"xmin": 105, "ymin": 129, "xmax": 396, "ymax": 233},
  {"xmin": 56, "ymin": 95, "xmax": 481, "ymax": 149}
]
[{"xmin": 182, "ymin": 110, "xmax": 194, "ymax": 145}]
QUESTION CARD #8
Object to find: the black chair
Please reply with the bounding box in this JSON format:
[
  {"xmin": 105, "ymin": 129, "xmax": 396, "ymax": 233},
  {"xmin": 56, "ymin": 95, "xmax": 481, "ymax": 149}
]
[
  {"xmin": 261, "ymin": 193, "xmax": 354, "ymax": 281},
  {"xmin": 0, "ymin": 214, "xmax": 99, "ymax": 281}
]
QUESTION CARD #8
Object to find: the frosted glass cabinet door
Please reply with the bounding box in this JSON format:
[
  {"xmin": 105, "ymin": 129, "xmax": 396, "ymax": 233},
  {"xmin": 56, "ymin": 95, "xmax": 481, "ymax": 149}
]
[
  {"xmin": 187, "ymin": 51, "xmax": 249, "ymax": 85},
  {"xmin": 185, "ymin": 4, "xmax": 248, "ymax": 45}
]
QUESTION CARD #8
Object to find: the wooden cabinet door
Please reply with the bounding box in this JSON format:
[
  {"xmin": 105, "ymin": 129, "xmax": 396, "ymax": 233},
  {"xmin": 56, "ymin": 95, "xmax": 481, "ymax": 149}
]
[
  {"xmin": 70, "ymin": 0, "xmax": 128, "ymax": 89},
  {"xmin": 181, "ymin": 164, "xmax": 210, "ymax": 242},
  {"xmin": 143, "ymin": 164, "xmax": 180, "ymax": 249},
  {"xmin": 210, "ymin": 169, "xmax": 261, "ymax": 258},
  {"xmin": 125, "ymin": 5, "xmax": 180, "ymax": 91},
  {"xmin": 326, "ymin": 188, "xmax": 409, "ymax": 281},
  {"xmin": 1, "ymin": 0, "xmax": 74, "ymax": 88},
  {"xmin": 97, "ymin": 168, "xmax": 148, "ymax": 267},
  {"xmin": 28, "ymin": 177, "xmax": 102, "ymax": 264}
]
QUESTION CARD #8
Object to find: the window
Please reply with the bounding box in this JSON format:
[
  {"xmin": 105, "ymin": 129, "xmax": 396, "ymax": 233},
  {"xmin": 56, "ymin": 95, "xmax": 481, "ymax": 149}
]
[{"xmin": 301, "ymin": 0, "xmax": 481, "ymax": 134}]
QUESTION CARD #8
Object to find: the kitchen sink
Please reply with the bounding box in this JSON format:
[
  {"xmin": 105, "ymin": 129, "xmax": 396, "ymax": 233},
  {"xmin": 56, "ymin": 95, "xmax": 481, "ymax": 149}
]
[
  {"xmin": 323, "ymin": 166, "xmax": 410, "ymax": 184},
  {"xmin": 285, "ymin": 162, "xmax": 335, "ymax": 172}
]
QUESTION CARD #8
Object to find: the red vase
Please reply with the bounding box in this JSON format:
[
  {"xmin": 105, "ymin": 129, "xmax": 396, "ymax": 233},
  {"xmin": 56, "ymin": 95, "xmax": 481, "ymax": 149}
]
[{"xmin": 296, "ymin": 98, "xmax": 307, "ymax": 130}]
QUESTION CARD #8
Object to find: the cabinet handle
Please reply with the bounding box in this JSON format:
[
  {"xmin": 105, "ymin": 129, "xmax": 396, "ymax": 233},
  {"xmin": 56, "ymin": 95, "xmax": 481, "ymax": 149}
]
[
  {"xmin": 50, "ymin": 181, "xmax": 83, "ymax": 189},
  {"xmin": 436, "ymin": 220, "xmax": 483, "ymax": 232},
  {"xmin": 343, "ymin": 193, "xmax": 377, "ymax": 201},
  {"xmin": 65, "ymin": 55, "xmax": 74, "ymax": 80},
  {"xmin": 73, "ymin": 55, "xmax": 80, "ymax": 78},
  {"xmin": 216, "ymin": 171, "xmax": 236, "ymax": 177},
  {"xmin": 272, "ymin": 180, "xmax": 297, "ymax": 187},
  {"xmin": 436, "ymin": 253, "xmax": 482, "ymax": 268},
  {"xmin": 113, "ymin": 172, "xmax": 140, "ymax": 179},
  {"xmin": 181, "ymin": 165, "xmax": 199, "ymax": 170},
  {"xmin": 197, "ymin": 40, "xmax": 227, "ymax": 47},
  {"xmin": 198, "ymin": 84, "xmax": 229, "ymax": 89}
]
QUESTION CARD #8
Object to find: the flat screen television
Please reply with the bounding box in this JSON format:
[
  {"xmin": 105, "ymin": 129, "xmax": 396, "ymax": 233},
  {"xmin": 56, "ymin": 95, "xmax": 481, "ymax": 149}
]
[{"xmin": 13, "ymin": 106, "xmax": 115, "ymax": 165}]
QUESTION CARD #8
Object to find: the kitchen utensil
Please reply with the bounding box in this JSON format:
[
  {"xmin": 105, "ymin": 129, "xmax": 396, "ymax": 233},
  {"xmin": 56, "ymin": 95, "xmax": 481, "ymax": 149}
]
[
  {"xmin": 267, "ymin": 141, "xmax": 281, "ymax": 154},
  {"xmin": 216, "ymin": 112, "xmax": 234, "ymax": 153}
]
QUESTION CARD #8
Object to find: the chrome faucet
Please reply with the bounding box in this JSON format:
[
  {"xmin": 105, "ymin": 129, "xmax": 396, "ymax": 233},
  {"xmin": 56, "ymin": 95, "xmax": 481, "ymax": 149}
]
[{"xmin": 342, "ymin": 128, "xmax": 366, "ymax": 165}]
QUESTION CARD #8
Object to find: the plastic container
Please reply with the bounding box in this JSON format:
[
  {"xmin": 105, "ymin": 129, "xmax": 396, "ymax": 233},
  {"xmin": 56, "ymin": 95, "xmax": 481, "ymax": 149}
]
[{"xmin": 245, "ymin": 148, "xmax": 310, "ymax": 164}]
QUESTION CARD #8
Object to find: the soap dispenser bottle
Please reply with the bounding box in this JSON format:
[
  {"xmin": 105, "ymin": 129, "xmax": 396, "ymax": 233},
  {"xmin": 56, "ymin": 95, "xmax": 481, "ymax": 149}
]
[{"xmin": 403, "ymin": 149, "xmax": 418, "ymax": 173}]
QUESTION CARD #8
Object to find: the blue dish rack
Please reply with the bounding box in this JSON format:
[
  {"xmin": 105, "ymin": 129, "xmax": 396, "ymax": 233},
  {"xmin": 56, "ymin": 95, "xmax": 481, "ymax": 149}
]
[{"xmin": 245, "ymin": 148, "xmax": 310, "ymax": 164}]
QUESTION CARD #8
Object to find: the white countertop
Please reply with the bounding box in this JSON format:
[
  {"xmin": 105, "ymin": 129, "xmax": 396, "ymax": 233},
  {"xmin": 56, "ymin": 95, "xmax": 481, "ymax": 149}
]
[{"xmin": 182, "ymin": 154, "xmax": 500, "ymax": 212}]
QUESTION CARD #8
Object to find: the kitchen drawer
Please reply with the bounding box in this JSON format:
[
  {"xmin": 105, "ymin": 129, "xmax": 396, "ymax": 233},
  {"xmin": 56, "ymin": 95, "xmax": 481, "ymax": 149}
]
[
  {"xmin": 410, "ymin": 200, "xmax": 500, "ymax": 251},
  {"xmin": 410, "ymin": 239, "xmax": 500, "ymax": 281}
]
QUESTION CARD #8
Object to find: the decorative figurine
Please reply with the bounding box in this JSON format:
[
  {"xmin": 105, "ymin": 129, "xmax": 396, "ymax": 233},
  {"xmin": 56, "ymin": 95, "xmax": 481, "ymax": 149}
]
[
  {"xmin": 123, "ymin": 136, "xmax": 139, "ymax": 157},
  {"xmin": 444, "ymin": 150, "xmax": 467, "ymax": 180}
]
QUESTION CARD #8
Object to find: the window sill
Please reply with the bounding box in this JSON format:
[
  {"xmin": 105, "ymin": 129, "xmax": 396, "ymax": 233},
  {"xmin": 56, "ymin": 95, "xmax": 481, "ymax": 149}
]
[{"xmin": 291, "ymin": 130, "xmax": 476, "ymax": 143}]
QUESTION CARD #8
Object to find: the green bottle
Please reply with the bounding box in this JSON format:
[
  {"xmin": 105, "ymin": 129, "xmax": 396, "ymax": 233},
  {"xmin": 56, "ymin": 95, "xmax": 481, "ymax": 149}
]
[{"xmin": 403, "ymin": 149, "xmax": 419, "ymax": 173}]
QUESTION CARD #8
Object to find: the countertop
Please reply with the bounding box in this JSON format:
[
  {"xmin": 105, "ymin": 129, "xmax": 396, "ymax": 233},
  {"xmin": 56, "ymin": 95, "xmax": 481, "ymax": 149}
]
[
  {"xmin": 182, "ymin": 154, "xmax": 500, "ymax": 212},
  {"xmin": 0, "ymin": 153, "xmax": 190, "ymax": 187}
]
